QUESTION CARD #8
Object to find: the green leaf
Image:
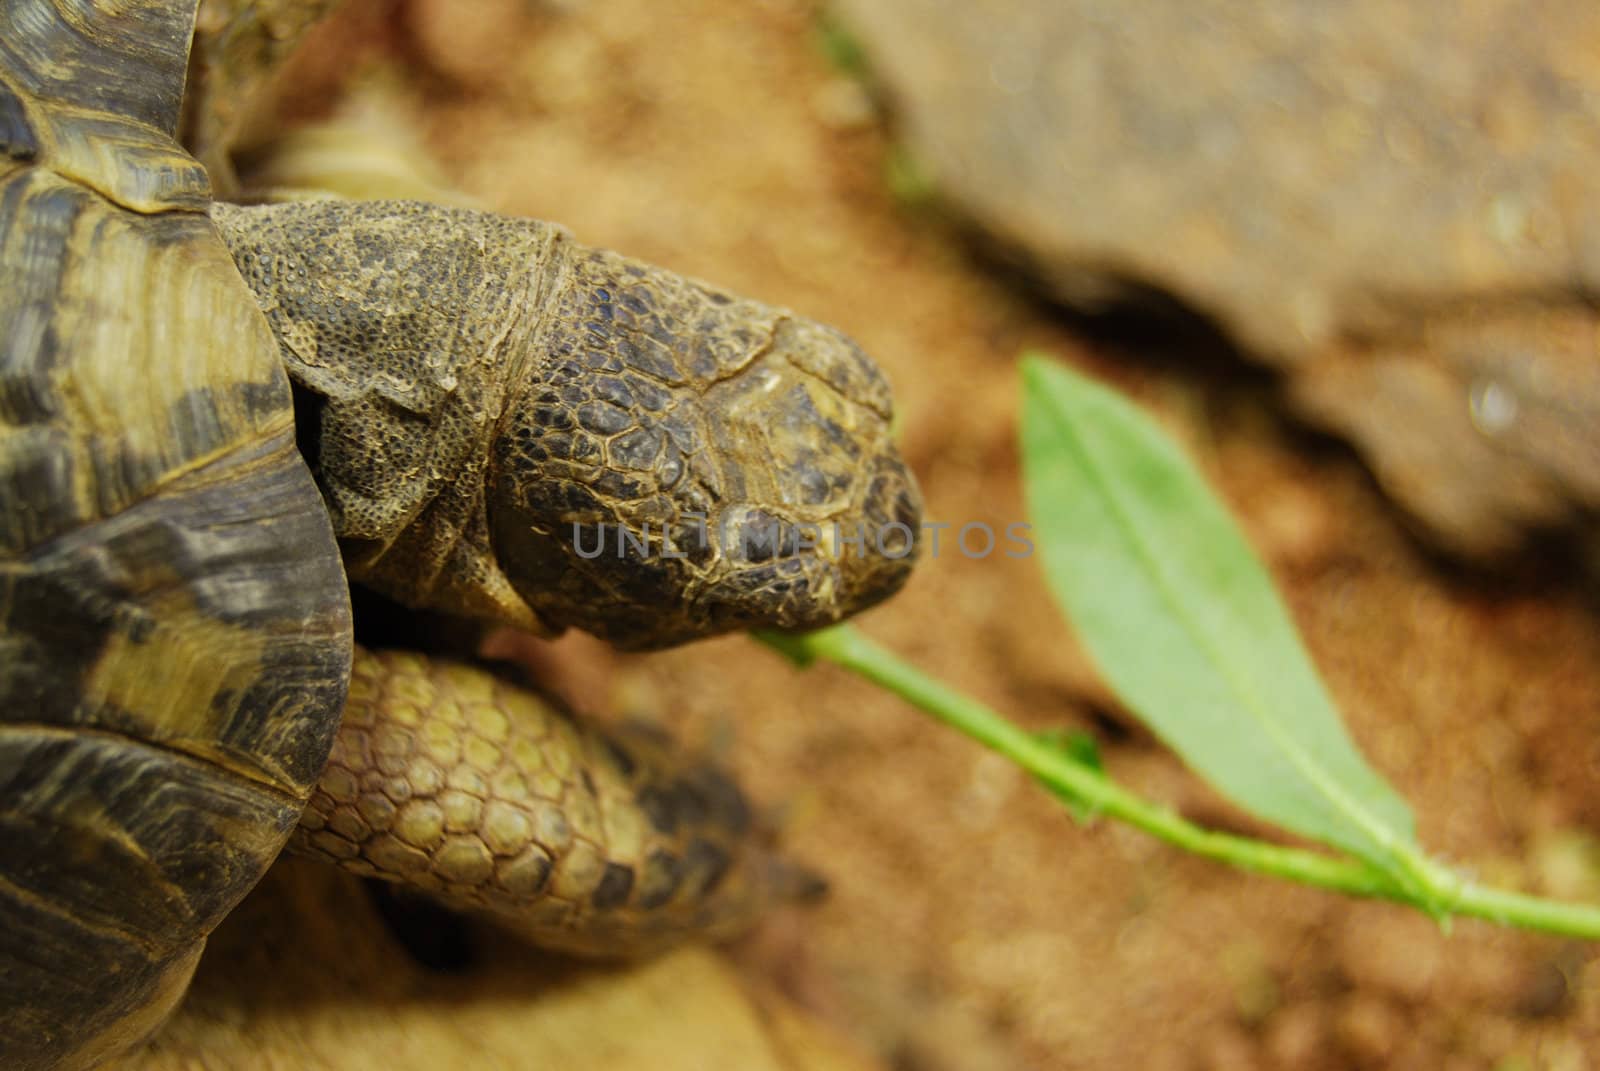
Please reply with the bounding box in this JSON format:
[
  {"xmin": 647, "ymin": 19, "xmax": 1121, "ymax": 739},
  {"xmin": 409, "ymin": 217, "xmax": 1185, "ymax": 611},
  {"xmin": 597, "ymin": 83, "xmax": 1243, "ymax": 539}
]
[{"xmin": 1018, "ymin": 355, "xmax": 1418, "ymax": 883}]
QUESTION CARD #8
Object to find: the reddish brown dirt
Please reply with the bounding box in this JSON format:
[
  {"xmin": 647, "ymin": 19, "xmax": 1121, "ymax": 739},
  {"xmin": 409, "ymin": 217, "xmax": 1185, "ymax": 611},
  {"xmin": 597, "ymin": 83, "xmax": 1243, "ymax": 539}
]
[{"xmin": 211, "ymin": 2, "xmax": 1600, "ymax": 1068}]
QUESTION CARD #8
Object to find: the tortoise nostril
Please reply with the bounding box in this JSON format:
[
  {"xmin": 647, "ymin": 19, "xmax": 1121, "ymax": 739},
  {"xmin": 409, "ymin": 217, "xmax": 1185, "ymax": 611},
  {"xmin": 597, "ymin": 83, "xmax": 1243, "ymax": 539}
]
[
  {"xmin": 893, "ymin": 480, "xmax": 921, "ymax": 532},
  {"xmin": 876, "ymin": 520, "xmax": 916, "ymax": 560}
]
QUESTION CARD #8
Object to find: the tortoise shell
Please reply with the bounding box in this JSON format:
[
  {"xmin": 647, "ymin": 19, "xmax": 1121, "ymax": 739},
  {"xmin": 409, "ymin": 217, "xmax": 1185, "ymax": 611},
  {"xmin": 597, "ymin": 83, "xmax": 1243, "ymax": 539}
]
[{"xmin": 0, "ymin": 2, "xmax": 351, "ymax": 1067}]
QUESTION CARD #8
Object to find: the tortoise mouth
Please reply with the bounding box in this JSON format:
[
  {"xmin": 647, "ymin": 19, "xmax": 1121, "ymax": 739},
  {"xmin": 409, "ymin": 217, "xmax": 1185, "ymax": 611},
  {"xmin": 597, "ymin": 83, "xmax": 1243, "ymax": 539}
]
[
  {"xmin": 526, "ymin": 454, "xmax": 921, "ymax": 652},
  {"xmin": 687, "ymin": 459, "xmax": 923, "ymax": 639}
]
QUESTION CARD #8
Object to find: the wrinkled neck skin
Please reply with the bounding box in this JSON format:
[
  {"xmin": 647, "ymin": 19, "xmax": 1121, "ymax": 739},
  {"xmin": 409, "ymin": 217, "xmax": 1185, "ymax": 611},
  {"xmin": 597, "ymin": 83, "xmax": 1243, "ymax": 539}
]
[
  {"xmin": 213, "ymin": 198, "xmax": 561, "ymax": 631},
  {"xmin": 214, "ymin": 198, "xmax": 921, "ymax": 647}
]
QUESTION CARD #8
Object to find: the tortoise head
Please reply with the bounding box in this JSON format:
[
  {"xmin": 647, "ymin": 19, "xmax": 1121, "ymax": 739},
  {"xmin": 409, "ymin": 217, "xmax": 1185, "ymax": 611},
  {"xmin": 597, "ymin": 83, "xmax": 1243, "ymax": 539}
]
[
  {"xmin": 490, "ymin": 247, "xmax": 921, "ymax": 649},
  {"xmin": 212, "ymin": 199, "xmax": 919, "ymax": 646}
]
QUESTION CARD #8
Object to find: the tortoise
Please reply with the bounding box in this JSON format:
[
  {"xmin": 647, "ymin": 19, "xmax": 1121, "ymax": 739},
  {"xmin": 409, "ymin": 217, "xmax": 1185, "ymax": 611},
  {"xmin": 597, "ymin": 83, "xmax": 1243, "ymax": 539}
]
[{"xmin": 0, "ymin": 2, "xmax": 922, "ymax": 1068}]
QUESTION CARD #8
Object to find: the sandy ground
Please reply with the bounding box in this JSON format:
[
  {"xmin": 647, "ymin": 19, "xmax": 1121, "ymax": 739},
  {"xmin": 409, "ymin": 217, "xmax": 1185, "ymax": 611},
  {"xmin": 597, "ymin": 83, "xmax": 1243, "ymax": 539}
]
[{"xmin": 147, "ymin": 2, "xmax": 1600, "ymax": 1068}]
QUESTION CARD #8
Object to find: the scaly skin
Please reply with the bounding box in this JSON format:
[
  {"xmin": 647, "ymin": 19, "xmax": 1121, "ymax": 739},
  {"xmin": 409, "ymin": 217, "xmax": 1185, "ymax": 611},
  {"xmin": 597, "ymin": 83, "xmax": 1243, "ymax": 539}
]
[{"xmin": 297, "ymin": 649, "xmax": 818, "ymax": 956}]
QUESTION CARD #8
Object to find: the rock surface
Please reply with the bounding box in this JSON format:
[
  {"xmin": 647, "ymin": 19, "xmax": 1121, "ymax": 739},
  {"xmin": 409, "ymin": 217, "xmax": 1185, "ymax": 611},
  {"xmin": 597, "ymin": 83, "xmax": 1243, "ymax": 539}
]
[{"xmin": 833, "ymin": 0, "xmax": 1600, "ymax": 560}]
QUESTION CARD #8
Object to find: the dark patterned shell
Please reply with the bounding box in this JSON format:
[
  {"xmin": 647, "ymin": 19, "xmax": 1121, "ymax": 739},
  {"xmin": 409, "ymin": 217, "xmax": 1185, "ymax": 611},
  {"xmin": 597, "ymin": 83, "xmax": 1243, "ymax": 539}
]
[{"xmin": 0, "ymin": 3, "xmax": 352, "ymax": 1068}]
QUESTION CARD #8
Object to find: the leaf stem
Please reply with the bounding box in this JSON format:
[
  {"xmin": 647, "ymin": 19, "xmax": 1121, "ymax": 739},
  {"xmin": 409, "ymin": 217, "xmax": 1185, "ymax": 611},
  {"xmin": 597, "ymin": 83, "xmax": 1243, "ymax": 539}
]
[{"xmin": 757, "ymin": 624, "xmax": 1600, "ymax": 940}]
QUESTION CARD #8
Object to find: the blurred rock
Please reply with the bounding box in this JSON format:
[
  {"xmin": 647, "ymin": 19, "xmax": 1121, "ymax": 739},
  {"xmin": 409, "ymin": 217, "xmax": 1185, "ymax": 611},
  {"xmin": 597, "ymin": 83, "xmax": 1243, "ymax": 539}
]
[
  {"xmin": 833, "ymin": 0, "xmax": 1600, "ymax": 562},
  {"xmin": 1291, "ymin": 303, "xmax": 1600, "ymax": 557}
]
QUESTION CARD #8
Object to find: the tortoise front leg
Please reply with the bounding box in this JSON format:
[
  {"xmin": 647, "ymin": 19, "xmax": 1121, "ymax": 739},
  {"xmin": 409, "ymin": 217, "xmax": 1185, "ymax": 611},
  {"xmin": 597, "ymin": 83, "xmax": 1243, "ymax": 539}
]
[
  {"xmin": 182, "ymin": 0, "xmax": 347, "ymax": 192},
  {"xmin": 292, "ymin": 648, "xmax": 819, "ymax": 955}
]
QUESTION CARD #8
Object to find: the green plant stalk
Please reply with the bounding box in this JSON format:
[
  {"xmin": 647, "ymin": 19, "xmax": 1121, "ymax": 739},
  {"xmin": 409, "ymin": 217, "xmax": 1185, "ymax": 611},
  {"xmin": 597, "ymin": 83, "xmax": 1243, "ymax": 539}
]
[{"xmin": 758, "ymin": 624, "xmax": 1600, "ymax": 940}]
